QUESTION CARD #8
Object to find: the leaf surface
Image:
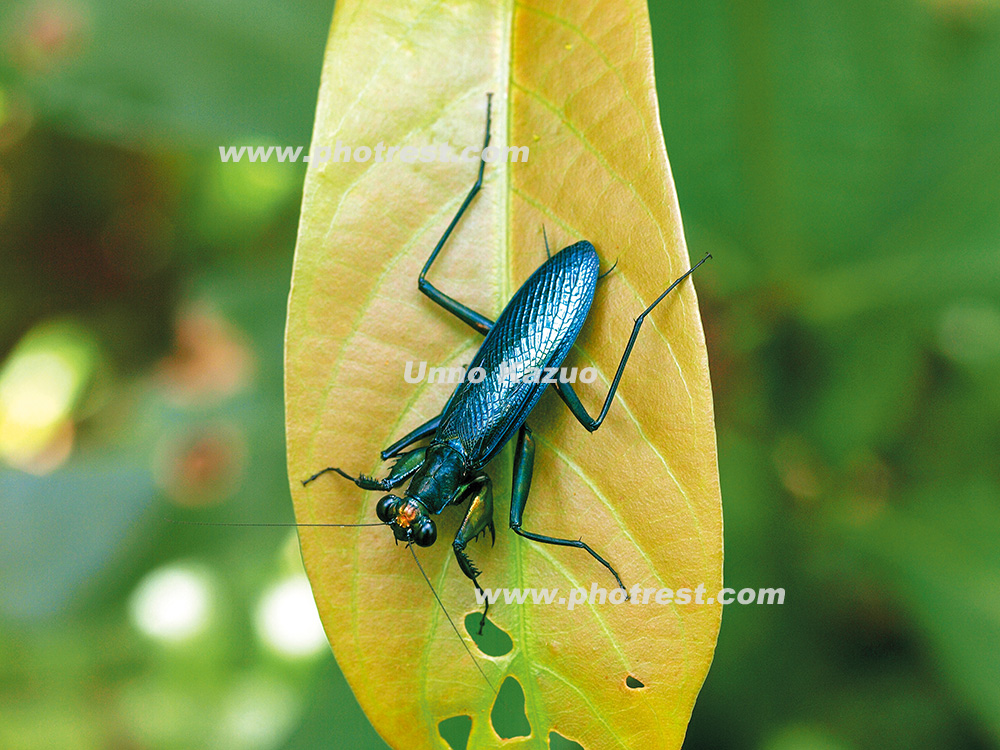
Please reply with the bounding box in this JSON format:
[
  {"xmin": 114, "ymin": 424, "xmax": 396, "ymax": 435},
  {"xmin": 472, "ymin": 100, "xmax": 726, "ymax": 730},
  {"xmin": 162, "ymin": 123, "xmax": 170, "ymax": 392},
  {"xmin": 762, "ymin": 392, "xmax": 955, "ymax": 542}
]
[{"xmin": 285, "ymin": 1, "xmax": 722, "ymax": 747}]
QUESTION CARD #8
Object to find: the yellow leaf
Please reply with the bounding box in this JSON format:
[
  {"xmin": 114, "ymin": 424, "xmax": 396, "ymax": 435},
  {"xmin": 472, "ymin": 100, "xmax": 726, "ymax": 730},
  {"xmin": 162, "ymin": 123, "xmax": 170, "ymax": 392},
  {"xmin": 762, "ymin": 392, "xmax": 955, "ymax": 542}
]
[{"xmin": 285, "ymin": 1, "xmax": 722, "ymax": 748}]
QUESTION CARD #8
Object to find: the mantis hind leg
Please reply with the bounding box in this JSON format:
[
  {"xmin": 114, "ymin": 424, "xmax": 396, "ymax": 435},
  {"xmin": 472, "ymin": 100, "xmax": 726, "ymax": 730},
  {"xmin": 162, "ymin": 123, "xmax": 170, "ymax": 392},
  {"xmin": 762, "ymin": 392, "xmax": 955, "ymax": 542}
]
[
  {"xmin": 416, "ymin": 94, "xmax": 496, "ymax": 337},
  {"xmin": 554, "ymin": 253, "xmax": 712, "ymax": 432},
  {"xmin": 508, "ymin": 425, "xmax": 627, "ymax": 594}
]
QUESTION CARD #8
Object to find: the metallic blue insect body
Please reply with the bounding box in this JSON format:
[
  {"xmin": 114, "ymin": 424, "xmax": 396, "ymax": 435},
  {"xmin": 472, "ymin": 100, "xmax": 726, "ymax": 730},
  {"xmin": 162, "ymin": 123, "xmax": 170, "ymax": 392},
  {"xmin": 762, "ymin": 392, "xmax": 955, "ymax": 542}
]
[
  {"xmin": 434, "ymin": 241, "xmax": 598, "ymax": 473},
  {"xmin": 303, "ymin": 94, "xmax": 708, "ymax": 632}
]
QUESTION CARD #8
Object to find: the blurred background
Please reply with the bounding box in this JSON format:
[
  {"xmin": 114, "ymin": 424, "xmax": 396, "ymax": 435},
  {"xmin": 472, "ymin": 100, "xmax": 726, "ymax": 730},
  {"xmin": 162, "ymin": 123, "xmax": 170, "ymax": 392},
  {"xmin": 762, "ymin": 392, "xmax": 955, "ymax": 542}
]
[{"xmin": 0, "ymin": 1, "xmax": 997, "ymax": 749}]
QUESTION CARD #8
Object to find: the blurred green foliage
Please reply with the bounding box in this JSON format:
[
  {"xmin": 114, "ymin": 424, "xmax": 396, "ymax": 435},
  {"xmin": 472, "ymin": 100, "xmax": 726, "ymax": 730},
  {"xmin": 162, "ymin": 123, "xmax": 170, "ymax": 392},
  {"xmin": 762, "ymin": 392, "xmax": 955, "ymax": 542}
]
[{"xmin": 0, "ymin": 0, "xmax": 997, "ymax": 749}]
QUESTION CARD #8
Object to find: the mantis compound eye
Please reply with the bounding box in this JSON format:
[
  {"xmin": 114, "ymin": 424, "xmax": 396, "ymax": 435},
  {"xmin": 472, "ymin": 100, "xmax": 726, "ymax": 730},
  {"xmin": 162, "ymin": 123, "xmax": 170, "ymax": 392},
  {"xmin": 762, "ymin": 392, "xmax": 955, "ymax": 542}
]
[
  {"xmin": 412, "ymin": 518, "xmax": 437, "ymax": 547},
  {"xmin": 376, "ymin": 495, "xmax": 399, "ymax": 523}
]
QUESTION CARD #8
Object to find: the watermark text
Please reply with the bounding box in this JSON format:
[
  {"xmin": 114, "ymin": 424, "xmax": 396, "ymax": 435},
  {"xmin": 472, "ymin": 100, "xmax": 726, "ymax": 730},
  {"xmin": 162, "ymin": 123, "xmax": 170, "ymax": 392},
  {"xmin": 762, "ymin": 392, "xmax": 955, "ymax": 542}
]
[
  {"xmin": 403, "ymin": 360, "xmax": 598, "ymax": 385},
  {"xmin": 474, "ymin": 583, "xmax": 785, "ymax": 611},
  {"xmin": 218, "ymin": 142, "xmax": 529, "ymax": 164}
]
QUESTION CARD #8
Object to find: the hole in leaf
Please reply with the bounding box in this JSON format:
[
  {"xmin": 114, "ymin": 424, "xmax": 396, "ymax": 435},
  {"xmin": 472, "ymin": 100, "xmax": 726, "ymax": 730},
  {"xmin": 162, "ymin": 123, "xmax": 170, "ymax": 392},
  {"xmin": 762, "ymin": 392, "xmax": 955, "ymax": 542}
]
[
  {"xmin": 439, "ymin": 715, "xmax": 472, "ymax": 750},
  {"xmin": 625, "ymin": 675, "xmax": 645, "ymax": 689},
  {"xmin": 464, "ymin": 613, "xmax": 513, "ymax": 656},
  {"xmin": 490, "ymin": 676, "xmax": 531, "ymax": 739},
  {"xmin": 550, "ymin": 730, "xmax": 585, "ymax": 749}
]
